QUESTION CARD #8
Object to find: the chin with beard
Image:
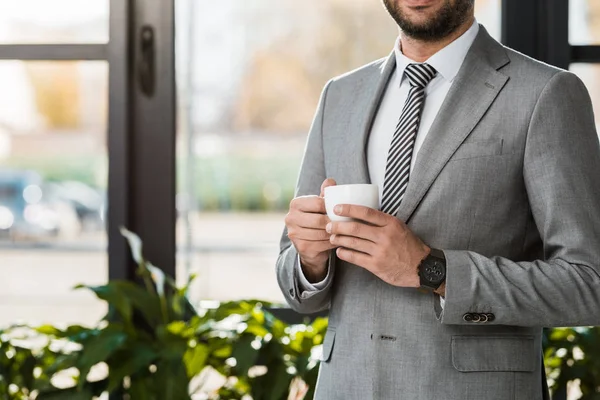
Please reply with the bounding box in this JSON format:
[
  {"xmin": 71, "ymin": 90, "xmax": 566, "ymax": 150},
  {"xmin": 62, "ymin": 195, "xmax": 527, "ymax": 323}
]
[{"xmin": 382, "ymin": 0, "xmax": 474, "ymax": 42}]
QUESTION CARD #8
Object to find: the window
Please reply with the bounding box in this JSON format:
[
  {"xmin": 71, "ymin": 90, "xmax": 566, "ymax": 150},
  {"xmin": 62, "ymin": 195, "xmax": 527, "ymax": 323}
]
[
  {"xmin": 0, "ymin": 1, "xmax": 109, "ymax": 44},
  {"xmin": 569, "ymin": 0, "xmax": 600, "ymax": 128},
  {"xmin": 570, "ymin": 63, "xmax": 600, "ymax": 125},
  {"xmin": 570, "ymin": 0, "xmax": 600, "ymax": 45},
  {"xmin": 0, "ymin": 61, "xmax": 108, "ymax": 326}
]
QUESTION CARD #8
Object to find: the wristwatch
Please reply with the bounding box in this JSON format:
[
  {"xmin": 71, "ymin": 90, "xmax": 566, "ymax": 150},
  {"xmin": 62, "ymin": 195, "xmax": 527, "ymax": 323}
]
[{"xmin": 418, "ymin": 248, "xmax": 446, "ymax": 290}]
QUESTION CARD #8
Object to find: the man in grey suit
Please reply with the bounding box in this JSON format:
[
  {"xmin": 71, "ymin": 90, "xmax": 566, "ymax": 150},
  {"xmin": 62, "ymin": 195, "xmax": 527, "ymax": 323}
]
[{"xmin": 276, "ymin": 0, "xmax": 600, "ymax": 398}]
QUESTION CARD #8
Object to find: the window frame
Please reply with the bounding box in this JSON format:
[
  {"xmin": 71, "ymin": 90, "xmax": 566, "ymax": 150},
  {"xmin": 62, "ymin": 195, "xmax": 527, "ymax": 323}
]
[{"xmin": 503, "ymin": 0, "xmax": 600, "ymax": 67}]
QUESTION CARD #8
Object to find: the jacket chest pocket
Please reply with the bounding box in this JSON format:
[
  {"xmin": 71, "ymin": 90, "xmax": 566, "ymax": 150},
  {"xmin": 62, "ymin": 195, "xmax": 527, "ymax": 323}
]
[{"xmin": 449, "ymin": 139, "xmax": 504, "ymax": 162}]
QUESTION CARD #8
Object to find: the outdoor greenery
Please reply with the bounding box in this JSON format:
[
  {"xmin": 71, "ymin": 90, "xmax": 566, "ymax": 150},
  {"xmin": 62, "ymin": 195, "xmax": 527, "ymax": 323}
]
[
  {"xmin": 5, "ymin": 154, "xmax": 301, "ymax": 212},
  {"xmin": 4, "ymin": 157, "xmax": 106, "ymax": 191},
  {"xmin": 191, "ymin": 155, "xmax": 300, "ymax": 212},
  {"xmin": 0, "ymin": 230, "xmax": 598, "ymax": 399}
]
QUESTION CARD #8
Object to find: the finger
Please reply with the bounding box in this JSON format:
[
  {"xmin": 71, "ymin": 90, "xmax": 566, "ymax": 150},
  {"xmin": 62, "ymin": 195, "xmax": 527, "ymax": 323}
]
[
  {"xmin": 330, "ymin": 234, "xmax": 376, "ymax": 256},
  {"xmin": 288, "ymin": 227, "xmax": 330, "ymax": 241},
  {"xmin": 291, "ymin": 195, "xmax": 326, "ymax": 214},
  {"xmin": 334, "ymin": 204, "xmax": 388, "ymax": 227},
  {"xmin": 294, "ymin": 239, "xmax": 337, "ymax": 254},
  {"xmin": 292, "ymin": 212, "xmax": 330, "ymax": 230},
  {"xmin": 320, "ymin": 178, "xmax": 337, "ymax": 197},
  {"xmin": 326, "ymin": 221, "xmax": 379, "ymax": 242},
  {"xmin": 336, "ymin": 247, "xmax": 372, "ymax": 268}
]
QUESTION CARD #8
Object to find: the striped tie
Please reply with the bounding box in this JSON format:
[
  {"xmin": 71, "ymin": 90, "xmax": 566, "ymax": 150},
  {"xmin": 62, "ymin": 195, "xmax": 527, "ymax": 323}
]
[{"xmin": 381, "ymin": 63, "xmax": 437, "ymax": 215}]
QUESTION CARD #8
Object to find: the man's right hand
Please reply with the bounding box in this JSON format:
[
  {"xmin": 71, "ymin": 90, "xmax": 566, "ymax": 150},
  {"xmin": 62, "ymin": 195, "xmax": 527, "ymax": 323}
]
[{"xmin": 285, "ymin": 178, "xmax": 337, "ymax": 283}]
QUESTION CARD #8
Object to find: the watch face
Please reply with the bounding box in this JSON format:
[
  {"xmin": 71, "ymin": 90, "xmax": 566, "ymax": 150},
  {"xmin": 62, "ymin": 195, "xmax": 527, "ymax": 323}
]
[
  {"xmin": 425, "ymin": 261, "xmax": 445, "ymax": 284},
  {"xmin": 420, "ymin": 252, "xmax": 446, "ymax": 289}
]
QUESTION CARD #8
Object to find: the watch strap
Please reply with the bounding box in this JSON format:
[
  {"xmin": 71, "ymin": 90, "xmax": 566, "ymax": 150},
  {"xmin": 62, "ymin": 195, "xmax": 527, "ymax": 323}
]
[{"xmin": 428, "ymin": 248, "xmax": 446, "ymax": 261}]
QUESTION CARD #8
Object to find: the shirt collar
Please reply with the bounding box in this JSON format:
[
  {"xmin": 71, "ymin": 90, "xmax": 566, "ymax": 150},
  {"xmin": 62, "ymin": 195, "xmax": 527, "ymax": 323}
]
[{"xmin": 394, "ymin": 20, "xmax": 479, "ymax": 84}]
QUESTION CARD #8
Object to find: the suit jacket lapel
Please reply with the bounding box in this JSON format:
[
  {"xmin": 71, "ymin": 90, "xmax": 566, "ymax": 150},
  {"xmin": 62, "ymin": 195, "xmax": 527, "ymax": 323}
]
[
  {"xmin": 396, "ymin": 27, "xmax": 511, "ymax": 223},
  {"xmin": 350, "ymin": 52, "xmax": 397, "ymax": 184}
]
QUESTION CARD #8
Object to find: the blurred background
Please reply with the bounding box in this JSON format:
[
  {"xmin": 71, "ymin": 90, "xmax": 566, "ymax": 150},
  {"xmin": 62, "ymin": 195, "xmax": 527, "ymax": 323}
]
[{"xmin": 0, "ymin": 0, "xmax": 598, "ymax": 329}]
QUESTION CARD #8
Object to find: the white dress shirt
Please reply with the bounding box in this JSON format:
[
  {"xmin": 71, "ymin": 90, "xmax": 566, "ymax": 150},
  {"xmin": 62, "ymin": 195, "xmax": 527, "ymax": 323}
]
[{"xmin": 296, "ymin": 21, "xmax": 480, "ymax": 297}]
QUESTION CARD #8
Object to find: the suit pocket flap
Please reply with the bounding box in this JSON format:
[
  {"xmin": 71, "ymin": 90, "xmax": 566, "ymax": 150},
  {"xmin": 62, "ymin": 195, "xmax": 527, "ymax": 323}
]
[
  {"xmin": 450, "ymin": 139, "xmax": 504, "ymax": 161},
  {"xmin": 318, "ymin": 328, "xmax": 336, "ymax": 362},
  {"xmin": 452, "ymin": 336, "xmax": 535, "ymax": 372}
]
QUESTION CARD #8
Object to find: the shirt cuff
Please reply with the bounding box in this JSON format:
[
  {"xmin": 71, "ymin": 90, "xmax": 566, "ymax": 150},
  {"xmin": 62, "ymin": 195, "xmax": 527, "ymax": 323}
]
[
  {"xmin": 440, "ymin": 296, "xmax": 445, "ymax": 309},
  {"xmin": 296, "ymin": 254, "xmax": 330, "ymax": 292}
]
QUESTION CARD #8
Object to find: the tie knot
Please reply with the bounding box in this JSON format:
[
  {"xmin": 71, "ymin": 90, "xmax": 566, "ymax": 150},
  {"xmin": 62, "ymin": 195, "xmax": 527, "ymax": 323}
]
[{"xmin": 405, "ymin": 63, "xmax": 437, "ymax": 88}]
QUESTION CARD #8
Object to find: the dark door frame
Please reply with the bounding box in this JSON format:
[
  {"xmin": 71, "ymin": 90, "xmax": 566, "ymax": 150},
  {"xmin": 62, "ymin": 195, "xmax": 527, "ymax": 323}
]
[
  {"xmin": 122, "ymin": 0, "xmax": 177, "ymax": 280},
  {"xmin": 503, "ymin": 0, "xmax": 600, "ymax": 67}
]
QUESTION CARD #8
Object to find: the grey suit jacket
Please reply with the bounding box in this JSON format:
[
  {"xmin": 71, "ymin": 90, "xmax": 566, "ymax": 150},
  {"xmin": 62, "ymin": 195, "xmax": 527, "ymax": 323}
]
[{"xmin": 276, "ymin": 26, "xmax": 600, "ymax": 400}]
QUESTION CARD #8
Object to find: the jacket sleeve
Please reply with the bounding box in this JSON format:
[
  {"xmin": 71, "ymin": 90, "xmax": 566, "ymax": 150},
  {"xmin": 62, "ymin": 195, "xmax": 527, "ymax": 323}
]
[
  {"xmin": 439, "ymin": 71, "xmax": 600, "ymax": 327},
  {"xmin": 276, "ymin": 80, "xmax": 336, "ymax": 314}
]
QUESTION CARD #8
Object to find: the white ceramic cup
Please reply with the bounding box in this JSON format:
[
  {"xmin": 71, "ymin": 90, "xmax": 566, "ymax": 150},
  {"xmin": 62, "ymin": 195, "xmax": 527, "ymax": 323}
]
[{"xmin": 324, "ymin": 184, "xmax": 379, "ymax": 222}]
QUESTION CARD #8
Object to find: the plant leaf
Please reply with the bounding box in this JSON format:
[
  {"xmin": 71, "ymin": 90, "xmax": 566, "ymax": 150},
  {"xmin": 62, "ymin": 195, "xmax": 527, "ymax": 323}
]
[
  {"xmin": 146, "ymin": 263, "xmax": 166, "ymax": 297},
  {"xmin": 252, "ymin": 361, "xmax": 292, "ymax": 400},
  {"xmin": 167, "ymin": 321, "xmax": 188, "ymax": 335},
  {"xmin": 78, "ymin": 283, "xmax": 133, "ymax": 325},
  {"xmin": 15, "ymin": 349, "xmax": 37, "ymax": 390},
  {"xmin": 232, "ymin": 334, "xmax": 259, "ymax": 377},
  {"xmin": 212, "ymin": 344, "xmax": 232, "ymax": 359},
  {"xmin": 183, "ymin": 343, "xmax": 209, "ymax": 378},
  {"xmin": 310, "ymin": 317, "xmax": 329, "ymax": 335},
  {"xmin": 246, "ymin": 322, "xmax": 269, "ymax": 338},
  {"xmin": 107, "ymin": 345, "xmax": 157, "ymax": 392},
  {"xmin": 46, "ymin": 352, "xmax": 80, "ymax": 375},
  {"xmin": 120, "ymin": 227, "xmax": 144, "ymax": 264},
  {"xmin": 128, "ymin": 374, "xmax": 155, "ymax": 400},
  {"xmin": 171, "ymin": 292, "xmax": 197, "ymax": 322},
  {"xmin": 269, "ymin": 365, "xmax": 293, "ymax": 400},
  {"xmin": 118, "ymin": 282, "xmax": 163, "ymax": 327},
  {"xmin": 36, "ymin": 325, "xmax": 64, "ymax": 336},
  {"xmin": 76, "ymin": 328, "xmax": 127, "ymax": 389},
  {"xmin": 154, "ymin": 360, "xmax": 191, "ymax": 400},
  {"xmin": 63, "ymin": 325, "xmax": 92, "ymax": 339},
  {"xmin": 37, "ymin": 386, "xmax": 94, "ymax": 400}
]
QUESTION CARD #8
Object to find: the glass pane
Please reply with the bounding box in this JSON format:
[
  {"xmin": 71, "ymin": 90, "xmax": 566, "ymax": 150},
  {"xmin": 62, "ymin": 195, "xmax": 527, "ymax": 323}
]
[
  {"xmin": 176, "ymin": 1, "xmax": 503, "ymax": 304},
  {"xmin": 0, "ymin": 61, "xmax": 108, "ymax": 327},
  {"xmin": 476, "ymin": 0, "xmax": 502, "ymax": 42},
  {"xmin": 570, "ymin": 63, "xmax": 600, "ymax": 131},
  {"xmin": 0, "ymin": 1, "xmax": 109, "ymax": 44},
  {"xmin": 570, "ymin": 0, "xmax": 600, "ymax": 45}
]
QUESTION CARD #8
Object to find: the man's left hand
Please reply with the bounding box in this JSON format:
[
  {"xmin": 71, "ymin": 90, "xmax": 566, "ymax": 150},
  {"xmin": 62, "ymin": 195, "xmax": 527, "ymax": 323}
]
[{"xmin": 326, "ymin": 204, "xmax": 430, "ymax": 288}]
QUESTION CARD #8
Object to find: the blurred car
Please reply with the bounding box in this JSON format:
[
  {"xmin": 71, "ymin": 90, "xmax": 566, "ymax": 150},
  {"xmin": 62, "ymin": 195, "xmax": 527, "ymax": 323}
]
[
  {"xmin": 0, "ymin": 169, "xmax": 106, "ymax": 241},
  {"xmin": 43, "ymin": 181, "xmax": 106, "ymax": 232},
  {"xmin": 0, "ymin": 169, "xmax": 61, "ymax": 239}
]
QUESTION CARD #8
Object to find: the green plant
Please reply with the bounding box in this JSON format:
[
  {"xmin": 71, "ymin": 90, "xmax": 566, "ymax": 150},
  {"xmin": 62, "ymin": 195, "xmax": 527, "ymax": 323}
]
[
  {"xmin": 0, "ymin": 229, "xmax": 325, "ymax": 400},
  {"xmin": 0, "ymin": 328, "xmax": 47, "ymax": 399},
  {"xmin": 544, "ymin": 327, "xmax": 600, "ymax": 399}
]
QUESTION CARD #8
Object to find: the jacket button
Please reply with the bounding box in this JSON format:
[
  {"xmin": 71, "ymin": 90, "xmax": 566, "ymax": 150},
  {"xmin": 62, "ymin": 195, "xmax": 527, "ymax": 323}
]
[
  {"xmin": 463, "ymin": 313, "xmax": 474, "ymax": 322},
  {"xmin": 486, "ymin": 313, "xmax": 495, "ymax": 322},
  {"xmin": 471, "ymin": 313, "xmax": 481, "ymax": 322},
  {"xmin": 479, "ymin": 313, "xmax": 489, "ymax": 323}
]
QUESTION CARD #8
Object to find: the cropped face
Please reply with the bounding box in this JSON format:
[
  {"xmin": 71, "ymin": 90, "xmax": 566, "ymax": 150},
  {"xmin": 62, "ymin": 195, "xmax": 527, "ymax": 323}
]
[{"xmin": 382, "ymin": 0, "xmax": 475, "ymax": 41}]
